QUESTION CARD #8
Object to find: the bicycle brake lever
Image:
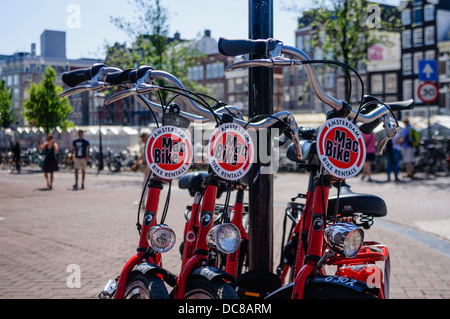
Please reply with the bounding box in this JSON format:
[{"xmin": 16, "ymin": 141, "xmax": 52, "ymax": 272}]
[
  {"xmin": 376, "ymin": 114, "xmax": 399, "ymax": 155},
  {"xmin": 60, "ymin": 82, "xmax": 109, "ymax": 98},
  {"xmin": 104, "ymin": 84, "xmax": 160, "ymax": 105}
]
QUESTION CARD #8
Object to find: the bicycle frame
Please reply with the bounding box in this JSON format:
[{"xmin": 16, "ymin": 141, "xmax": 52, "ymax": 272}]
[
  {"xmin": 109, "ymin": 177, "xmax": 169, "ymax": 299},
  {"xmin": 174, "ymin": 177, "xmax": 222, "ymax": 299}
]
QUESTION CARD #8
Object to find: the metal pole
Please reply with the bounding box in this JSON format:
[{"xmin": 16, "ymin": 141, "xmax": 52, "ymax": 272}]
[{"xmin": 248, "ymin": 0, "xmax": 274, "ymax": 272}]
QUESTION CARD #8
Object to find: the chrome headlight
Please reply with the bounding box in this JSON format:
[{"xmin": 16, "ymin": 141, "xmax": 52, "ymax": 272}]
[
  {"xmin": 147, "ymin": 224, "xmax": 176, "ymax": 253},
  {"xmin": 207, "ymin": 223, "xmax": 241, "ymax": 254},
  {"xmin": 324, "ymin": 223, "xmax": 364, "ymax": 258}
]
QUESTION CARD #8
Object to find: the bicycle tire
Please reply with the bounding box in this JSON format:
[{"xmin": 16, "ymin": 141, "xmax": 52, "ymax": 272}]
[
  {"xmin": 124, "ymin": 273, "xmax": 170, "ymax": 299},
  {"xmin": 266, "ymin": 282, "xmax": 378, "ymax": 299},
  {"xmin": 184, "ymin": 277, "xmax": 239, "ymax": 299}
]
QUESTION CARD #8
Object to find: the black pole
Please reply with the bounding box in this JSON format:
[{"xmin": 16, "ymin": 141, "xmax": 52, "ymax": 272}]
[{"xmin": 248, "ymin": 0, "xmax": 274, "ymax": 273}]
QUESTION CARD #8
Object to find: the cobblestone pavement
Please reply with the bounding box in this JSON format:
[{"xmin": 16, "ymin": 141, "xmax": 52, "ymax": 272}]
[{"xmin": 0, "ymin": 167, "xmax": 449, "ymax": 299}]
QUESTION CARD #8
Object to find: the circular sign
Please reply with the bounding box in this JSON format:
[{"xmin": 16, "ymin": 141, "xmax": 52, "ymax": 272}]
[
  {"xmin": 418, "ymin": 82, "xmax": 439, "ymax": 104},
  {"xmin": 316, "ymin": 118, "xmax": 366, "ymax": 178},
  {"xmin": 207, "ymin": 123, "xmax": 254, "ymax": 181},
  {"xmin": 145, "ymin": 125, "xmax": 193, "ymax": 180}
]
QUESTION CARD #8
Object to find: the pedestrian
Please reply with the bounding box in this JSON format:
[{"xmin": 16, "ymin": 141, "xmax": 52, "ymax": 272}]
[
  {"xmin": 361, "ymin": 132, "xmax": 377, "ymax": 181},
  {"xmin": 399, "ymin": 118, "xmax": 416, "ymax": 178},
  {"xmin": 12, "ymin": 141, "xmax": 21, "ymax": 173},
  {"xmin": 71, "ymin": 130, "xmax": 90, "ymax": 190},
  {"xmin": 386, "ymin": 134, "xmax": 402, "ymax": 182},
  {"xmin": 38, "ymin": 134, "xmax": 59, "ymax": 190}
]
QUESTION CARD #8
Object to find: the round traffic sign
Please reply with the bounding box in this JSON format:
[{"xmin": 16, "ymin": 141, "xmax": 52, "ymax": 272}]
[{"xmin": 418, "ymin": 81, "xmax": 439, "ymax": 104}]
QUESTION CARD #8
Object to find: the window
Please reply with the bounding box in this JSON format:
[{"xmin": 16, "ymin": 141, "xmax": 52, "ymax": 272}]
[
  {"xmin": 403, "ymin": 53, "xmax": 413, "ymax": 75},
  {"xmin": 371, "ymin": 74, "xmax": 383, "ymax": 94},
  {"xmin": 385, "ymin": 73, "xmax": 398, "ymax": 93},
  {"xmin": 413, "ymin": 6, "xmax": 423, "ymax": 25},
  {"xmin": 425, "ymin": 50, "xmax": 436, "ymax": 61},
  {"xmin": 296, "ymin": 36, "xmax": 303, "ymax": 50},
  {"xmin": 402, "ymin": 8, "xmax": 411, "ymax": 25},
  {"xmin": 414, "ymin": 79, "xmax": 421, "ymax": 103},
  {"xmin": 402, "ymin": 30, "xmax": 412, "ymax": 49},
  {"xmin": 188, "ymin": 65, "xmax": 203, "ymax": 81},
  {"xmin": 424, "ymin": 26, "xmax": 435, "ymax": 45},
  {"xmin": 206, "ymin": 62, "xmax": 224, "ymax": 79},
  {"xmin": 413, "ymin": 51, "xmax": 423, "ymax": 74},
  {"xmin": 447, "ymin": 58, "xmax": 450, "ymax": 76},
  {"xmin": 403, "ymin": 80, "xmax": 413, "ymax": 100},
  {"xmin": 424, "ymin": 4, "xmax": 435, "ymax": 21},
  {"xmin": 413, "ymin": 28, "xmax": 423, "ymax": 47},
  {"xmin": 304, "ymin": 35, "xmax": 311, "ymax": 52}
]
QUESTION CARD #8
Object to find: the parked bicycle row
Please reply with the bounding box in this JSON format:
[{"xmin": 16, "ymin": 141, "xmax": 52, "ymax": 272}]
[
  {"xmin": 58, "ymin": 37, "xmax": 417, "ymax": 299},
  {"xmin": 0, "ymin": 144, "xmax": 142, "ymax": 174}
]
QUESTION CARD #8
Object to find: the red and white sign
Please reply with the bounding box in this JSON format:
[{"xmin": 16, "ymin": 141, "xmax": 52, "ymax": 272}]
[
  {"xmin": 418, "ymin": 81, "xmax": 439, "ymax": 104},
  {"xmin": 316, "ymin": 118, "xmax": 366, "ymax": 178},
  {"xmin": 145, "ymin": 126, "xmax": 192, "ymax": 180},
  {"xmin": 207, "ymin": 123, "xmax": 254, "ymax": 181}
]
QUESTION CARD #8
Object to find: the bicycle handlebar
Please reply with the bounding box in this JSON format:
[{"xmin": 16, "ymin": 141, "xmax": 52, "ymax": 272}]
[
  {"xmin": 61, "ymin": 64, "xmax": 303, "ymax": 160},
  {"xmin": 219, "ymin": 37, "xmax": 413, "ymax": 126}
]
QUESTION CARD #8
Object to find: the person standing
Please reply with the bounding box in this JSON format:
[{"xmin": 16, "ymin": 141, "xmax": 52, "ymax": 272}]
[
  {"xmin": 400, "ymin": 118, "xmax": 416, "ymax": 178},
  {"xmin": 38, "ymin": 134, "xmax": 59, "ymax": 190},
  {"xmin": 71, "ymin": 130, "xmax": 90, "ymax": 190},
  {"xmin": 386, "ymin": 134, "xmax": 402, "ymax": 182},
  {"xmin": 361, "ymin": 132, "xmax": 377, "ymax": 181},
  {"xmin": 12, "ymin": 141, "xmax": 21, "ymax": 173}
]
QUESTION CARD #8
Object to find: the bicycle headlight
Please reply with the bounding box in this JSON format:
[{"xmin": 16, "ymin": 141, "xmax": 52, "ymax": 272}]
[
  {"xmin": 324, "ymin": 223, "xmax": 364, "ymax": 258},
  {"xmin": 147, "ymin": 224, "xmax": 176, "ymax": 253},
  {"xmin": 207, "ymin": 223, "xmax": 241, "ymax": 254}
]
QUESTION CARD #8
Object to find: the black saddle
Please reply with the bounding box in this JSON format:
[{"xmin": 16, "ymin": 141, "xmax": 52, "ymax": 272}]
[
  {"xmin": 178, "ymin": 171, "xmax": 237, "ymax": 198},
  {"xmin": 327, "ymin": 184, "xmax": 387, "ymax": 219},
  {"xmin": 178, "ymin": 171, "xmax": 209, "ymax": 197}
]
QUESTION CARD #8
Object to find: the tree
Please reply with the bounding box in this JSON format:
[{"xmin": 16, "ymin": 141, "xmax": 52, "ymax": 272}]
[
  {"xmin": 0, "ymin": 80, "xmax": 14, "ymax": 128},
  {"xmin": 291, "ymin": 0, "xmax": 401, "ymax": 97},
  {"xmin": 23, "ymin": 66, "xmax": 73, "ymax": 133},
  {"xmin": 107, "ymin": 0, "xmax": 206, "ymax": 102}
]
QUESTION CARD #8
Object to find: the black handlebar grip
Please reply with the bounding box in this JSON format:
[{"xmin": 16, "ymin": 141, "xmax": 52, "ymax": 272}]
[
  {"xmin": 105, "ymin": 66, "xmax": 153, "ymax": 85},
  {"xmin": 359, "ymin": 119, "xmax": 382, "ymax": 134},
  {"xmin": 62, "ymin": 63, "xmax": 106, "ymax": 87},
  {"xmin": 218, "ymin": 37, "xmax": 274, "ymax": 57},
  {"xmin": 387, "ymin": 99, "xmax": 414, "ymax": 111}
]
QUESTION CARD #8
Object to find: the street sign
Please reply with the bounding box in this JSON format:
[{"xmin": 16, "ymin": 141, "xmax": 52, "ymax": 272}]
[
  {"xmin": 418, "ymin": 60, "xmax": 438, "ymax": 82},
  {"xmin": 417, "ymin": 81, "xmax": 439, "ymax": 104}
]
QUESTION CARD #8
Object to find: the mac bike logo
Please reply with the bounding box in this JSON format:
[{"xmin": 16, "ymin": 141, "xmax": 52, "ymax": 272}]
[
  {"xmin": 207, "ymin": 123, "xmax": 254, "ymax": 181},
  {"xmin": 145, "ymin": 126, "xmax": 193, "ymax": 180},
  {"xmin": 316, "ymin": 118, "xmax": 366, "ymax": 178}
]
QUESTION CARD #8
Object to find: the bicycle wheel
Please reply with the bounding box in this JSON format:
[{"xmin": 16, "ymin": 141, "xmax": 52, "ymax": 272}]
[
  {"xmin": 184, "ymin": 277, "xmax": 239, "ymax": 299},
  {"xmin": 124, "ymin": 273, "xmax": 170, "ymax": 299}
]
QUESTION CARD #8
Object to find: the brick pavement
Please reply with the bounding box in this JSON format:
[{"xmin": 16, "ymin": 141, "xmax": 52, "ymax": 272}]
[{"xmin": 0, "ymin": 168, "xmax": 449, "ymax": 299}]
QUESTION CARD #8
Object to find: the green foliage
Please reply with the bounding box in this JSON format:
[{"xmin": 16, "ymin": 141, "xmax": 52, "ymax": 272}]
[
  {"xmin": 22, "ymin": 66, "xmax": 73, "ymax": 133},
  {"xmin": 106, "ymin": 0, "xmax": 207, "ymax": 102},
  {"xmin": 0, "ymin": 80, "xmax": 14, "ymax": 128}
]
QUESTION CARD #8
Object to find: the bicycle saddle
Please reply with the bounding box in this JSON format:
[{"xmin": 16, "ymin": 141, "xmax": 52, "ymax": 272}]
[
  {"xmin": 286, "ymin": 140, "xmax": 316, "ymax": 164},
  {"xmin": 178, "ymin": 171, "xmax": 229, "ymax": 198},
  {"xmin": 327, "ymin": 183, "xmax": 387, "ymax": 218}
]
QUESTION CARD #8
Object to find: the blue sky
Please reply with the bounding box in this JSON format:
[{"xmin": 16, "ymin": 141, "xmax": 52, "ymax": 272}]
[{"xmin": 0, "ymin": 0, "xmax": 400, "ymax": 60}]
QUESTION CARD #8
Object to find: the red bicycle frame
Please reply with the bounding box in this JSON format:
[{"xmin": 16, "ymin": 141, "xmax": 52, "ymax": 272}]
[
  {"xmin": 112, "ymin": 177, "xmax": 166, "ymax": 299},
  {"xmin": 225, "ymin": 186, "xmax": 248, "ymax": 278},
  {"xmin": 285, "ymin": 174, "xmax": 389, "ymax": 299},
  {"xmin": 174, "ymin": 179, "xmax": 219, "ymax": 298}
]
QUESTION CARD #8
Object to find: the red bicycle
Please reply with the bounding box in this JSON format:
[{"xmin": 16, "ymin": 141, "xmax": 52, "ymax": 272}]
[
  {"xmin": 86, "ymin": 65, "xmax": 297, "ymax": 299},
  {"xmin": 219, "ymin": 37, "xmax": 414, "ymax": 299}
]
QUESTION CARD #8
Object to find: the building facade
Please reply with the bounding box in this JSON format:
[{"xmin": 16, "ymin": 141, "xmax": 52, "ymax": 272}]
[
  {"xmin": 0, "ymin": 30, "xmax": 102, "ymax": 127},
  {"xmin": 400, "ymin": 0, "xmax": 450, "ymax": 116}
]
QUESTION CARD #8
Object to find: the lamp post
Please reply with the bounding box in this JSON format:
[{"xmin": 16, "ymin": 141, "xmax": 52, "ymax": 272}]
[{"xmin": 94, "ymin": 92, "xmax": 105, "ymax": 173}]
